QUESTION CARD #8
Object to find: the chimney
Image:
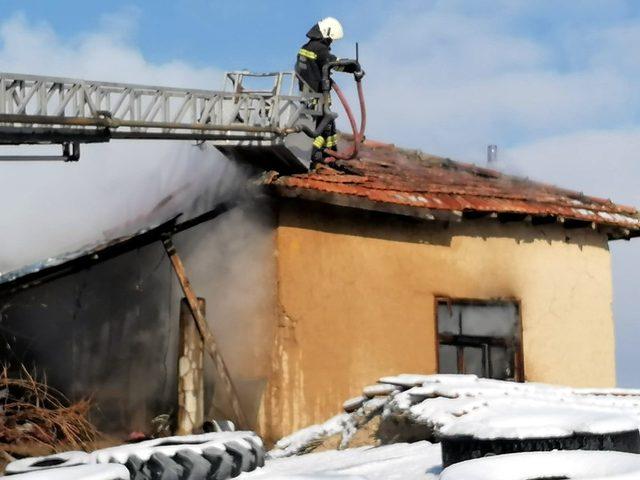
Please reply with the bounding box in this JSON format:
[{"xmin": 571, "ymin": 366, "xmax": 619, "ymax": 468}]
[{"xmin": 487, "ymin": 144, "xmax": 498, "ymax": 165}]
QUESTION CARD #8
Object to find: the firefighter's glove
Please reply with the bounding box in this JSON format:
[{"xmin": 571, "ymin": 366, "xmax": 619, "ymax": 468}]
[{"xmin": 339, "ymin": 59, "xmax": 361, "ymax": 74}]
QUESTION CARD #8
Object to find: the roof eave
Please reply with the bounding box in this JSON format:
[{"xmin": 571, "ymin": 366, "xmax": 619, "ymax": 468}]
[{"xmin": 268, "ymin": 184, "xmax": 640, "ymax": 240}]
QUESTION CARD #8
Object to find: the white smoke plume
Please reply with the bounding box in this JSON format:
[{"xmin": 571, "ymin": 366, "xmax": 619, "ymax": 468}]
[{"xmin": 0, "ymin": 12, "xmax": 241, "ymax": 274}]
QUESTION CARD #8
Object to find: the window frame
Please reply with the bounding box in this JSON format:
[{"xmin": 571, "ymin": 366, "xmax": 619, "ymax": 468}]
[{"xmin": 434, "ymin": 297, "xmax": 525, "ymax": 382}]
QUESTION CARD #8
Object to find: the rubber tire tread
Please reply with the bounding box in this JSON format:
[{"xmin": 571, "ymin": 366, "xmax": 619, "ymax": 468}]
[
  {"xmin": 225, "ymin": 441, "xmax": 255, "ymax": 476},
  {"xmin": 202, "ymin": 447, "xmax": 234, "ymax": 480},
  {"xmin": 145, "ymin": 452, "xmax": 184, "ymax": 480},
  {"xmin": 173, "ymin": 449, "xmax": 212, "ymax": 480},
  {"xmin": 245, "ymin": 437, "xmax": 265, "ymax": 468}
]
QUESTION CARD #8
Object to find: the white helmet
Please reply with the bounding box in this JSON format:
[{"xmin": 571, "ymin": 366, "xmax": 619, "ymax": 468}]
[{"xmin": 318, "ymin": 17, "xmax": 344, "ymax": 41}]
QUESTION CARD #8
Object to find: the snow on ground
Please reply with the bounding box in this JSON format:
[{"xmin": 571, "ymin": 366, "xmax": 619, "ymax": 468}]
[
  {"xmin": 10, "ymin": 375, "xmax": 640, "ymax": 479},
  {"xmin": 4, "ymin": 464, "xmax": 130, "ymax": 480},
  {"xmin": 271, "ymin": 374, "xmax": 640, "ymax": 457},
  {"xmin": 439, "ymin": 451, "xmax": 640, "ymax": 480},
  {"xmin": 244, "ymin": 442, "xmax": 442, "ymax": 480}
]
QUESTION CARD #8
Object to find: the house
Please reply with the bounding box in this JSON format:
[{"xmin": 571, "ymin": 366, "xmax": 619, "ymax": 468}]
[{"xmin": 1, "ymin": 138, "xmax": 638, "ymax": 443}]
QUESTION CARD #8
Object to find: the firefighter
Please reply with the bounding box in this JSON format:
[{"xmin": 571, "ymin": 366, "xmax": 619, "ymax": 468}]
[{"xmin": 295, "ymin": 17, "xmax": 354, "ymax": 168}]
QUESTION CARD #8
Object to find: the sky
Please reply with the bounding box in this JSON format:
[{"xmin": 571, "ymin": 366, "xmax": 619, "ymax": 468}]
[{"xmin": 1, "ymin": 0, "xmax": 640, "ymax": 385}]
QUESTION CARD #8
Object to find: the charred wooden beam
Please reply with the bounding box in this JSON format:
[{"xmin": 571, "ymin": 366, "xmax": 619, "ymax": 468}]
[
  {"xmin": 564, "ymin": 218, "xmax": 593, "ymax": 229},
  {"xmin": 531, "ymin": 215, "xmax": 557, "ymax": 226},
  {"xmin": 462, "ymin": 210, "xmax": 492, "ymax": 220},
  {"xmin": 497, "ymin": 212, "xmax": 528, "ymax": 223}
]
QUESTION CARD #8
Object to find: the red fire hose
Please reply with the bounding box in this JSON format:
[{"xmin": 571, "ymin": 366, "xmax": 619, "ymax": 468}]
[{"xmin": 324, "ymin": 78, "xmax": 367, "ymax": 161}]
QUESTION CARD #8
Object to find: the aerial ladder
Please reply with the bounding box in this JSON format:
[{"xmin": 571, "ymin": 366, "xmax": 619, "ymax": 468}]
[{"xmin": 0, "ymin": 64, "xmax": 365, "ymax": 173}]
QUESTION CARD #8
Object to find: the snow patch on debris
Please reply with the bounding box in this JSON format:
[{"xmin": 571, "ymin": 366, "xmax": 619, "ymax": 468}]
[
  {"xmin": 90, "ymin": 431, "xmax": 258, "ymax": 464},
  {"xmin": 439, "ymin": 450, "xmax": 640, "ymax": 480},
  {"xmin": 5, "ymin": 431, "xmax": 262, "ymax": 476},
  {"xmin": 270, "ymin": 414, "xmax": 352, "ymax": 459},
  {"xmin": 440, "ymin": 403, "xmax": 637, "ymax": 440},
  {"xmin": 271, "ymin": 374, "xmax": 640, "ymax": 458}
]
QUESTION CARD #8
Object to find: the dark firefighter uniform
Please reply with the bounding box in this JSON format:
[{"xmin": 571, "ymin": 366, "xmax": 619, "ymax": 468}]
[{"xmin": 295, "ymin": 23, "xmax": 339, "ymax": 160}]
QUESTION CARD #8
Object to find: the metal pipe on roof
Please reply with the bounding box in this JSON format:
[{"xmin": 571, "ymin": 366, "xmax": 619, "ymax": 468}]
[{"xmin": 487, "ymin": 145, "xmax": 498, "ymax": 165}]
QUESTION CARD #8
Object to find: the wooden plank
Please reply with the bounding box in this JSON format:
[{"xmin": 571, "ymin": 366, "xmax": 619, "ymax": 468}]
[{"xmin": 162, "ymin": 235, "xmax": 248, "ymax": 429}]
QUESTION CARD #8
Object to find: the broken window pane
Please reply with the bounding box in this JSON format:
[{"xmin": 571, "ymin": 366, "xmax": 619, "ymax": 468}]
[
  {"xmin": 437, "ymin": 303, "xmax": 461, "ymax": 335},
  {"xmin": 460, "ymin": 303, "xmax": 518, "ymax": 338},
  {"xmin": 490, "ymin": 346, "xmax": 509, "ymax": 380},
  {"xmin": 463, "ymin": 346, "xmax": 484, "ymax": 376},
  {"xmin": 436, "ymin": 299, "xmax": 521, "ymax": 381},
  {"xmin": 438, "ymin": 344, "xmax": 458, "ymax": 374}
]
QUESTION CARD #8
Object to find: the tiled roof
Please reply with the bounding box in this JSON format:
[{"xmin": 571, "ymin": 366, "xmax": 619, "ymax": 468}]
[{"xmin": 265, "ymin": 138, "xmax": 640, "ymax": 239}]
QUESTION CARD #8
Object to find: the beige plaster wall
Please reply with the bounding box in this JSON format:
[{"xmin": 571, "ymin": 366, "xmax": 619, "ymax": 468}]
[{"xmin": 258, "ymin": 201, "xmax": 616, "ymax": 441}]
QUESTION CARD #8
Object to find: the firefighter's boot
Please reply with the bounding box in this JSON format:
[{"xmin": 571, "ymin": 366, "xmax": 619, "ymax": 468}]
[{"xmin": 310, "ymin": 147, "xmax": 324, "ymax": 170}]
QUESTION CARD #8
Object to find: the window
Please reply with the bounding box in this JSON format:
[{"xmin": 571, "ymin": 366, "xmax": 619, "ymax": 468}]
[{"xmin": 436, "ymin": 299, "xmax": 523, "ymax": 381}]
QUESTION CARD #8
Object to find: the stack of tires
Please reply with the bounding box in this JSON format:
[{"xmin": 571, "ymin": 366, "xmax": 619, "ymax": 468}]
[
  {"xmin": 437, "ymin": 404, "xmax": 640, "ymax": 478},
  {"xmin": 3, "ymin": 432, "xmax": 265, "ymax": 480},
  {"xmin": 438, "ymin": 406, "xmax": 640, "ymax": 467}
]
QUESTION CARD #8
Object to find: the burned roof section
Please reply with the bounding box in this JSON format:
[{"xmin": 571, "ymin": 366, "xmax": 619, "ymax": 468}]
[
  {"xmin": 0, "ymin": 202, "xmax": 233, "ymax": 293},
  {"xmin": 265, "ymin": 138, "xmax": 640, "ymax": 239}
]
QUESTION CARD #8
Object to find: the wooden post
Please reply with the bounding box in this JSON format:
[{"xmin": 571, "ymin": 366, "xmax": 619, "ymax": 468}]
[
  {"xmin": 177, "ymin": 298, "xmax": 205, "ymax": 435},
  {"xmin": 162, "ymin": 235, "xmax": 248, "ymax": 429}
]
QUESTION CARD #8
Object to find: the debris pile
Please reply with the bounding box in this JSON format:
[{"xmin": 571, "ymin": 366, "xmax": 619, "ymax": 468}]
[
  {"xmin": 270, "ymin": 374, "xmax": 640, "ymax": 458},
  {"xmin": 0, "ymin": 368, "xmax": 98, "ymax": 451}
]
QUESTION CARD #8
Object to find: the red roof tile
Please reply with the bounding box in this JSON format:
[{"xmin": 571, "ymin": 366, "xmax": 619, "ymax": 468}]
[{"xmin": 266, "ymin": 138, "xmax": 640, "ymax": 238}]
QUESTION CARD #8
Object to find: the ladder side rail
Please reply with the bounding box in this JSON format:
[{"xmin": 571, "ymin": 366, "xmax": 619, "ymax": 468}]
[
  {"xmin": 0, "ymin": 72, "xmax": 319, "ymax": 138},
  {"xmin": 0, "ymin": 72, "xmax": 240, "ymax": 97}
]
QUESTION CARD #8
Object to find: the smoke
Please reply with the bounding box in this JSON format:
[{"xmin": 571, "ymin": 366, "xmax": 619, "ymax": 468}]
[
  {"xmin": 174, "ymin": 199, "xmax": 278, "ymax": 422},
  {"xmin": 0, "ymin": 11, "xmax": 277, "ymax": 428},
  {"xmin": 0, "ymin": 12, "xmax": 244, "ymax": 274}
]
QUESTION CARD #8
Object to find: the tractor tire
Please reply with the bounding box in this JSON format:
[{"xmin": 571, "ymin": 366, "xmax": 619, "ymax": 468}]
[
  {"xmin": 5, "ymin": 432, "xmax": 266, "ymax": 480},
  {"xmin": 123, "ymin": 442, "xmax": 262, "ymax": 480}
]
